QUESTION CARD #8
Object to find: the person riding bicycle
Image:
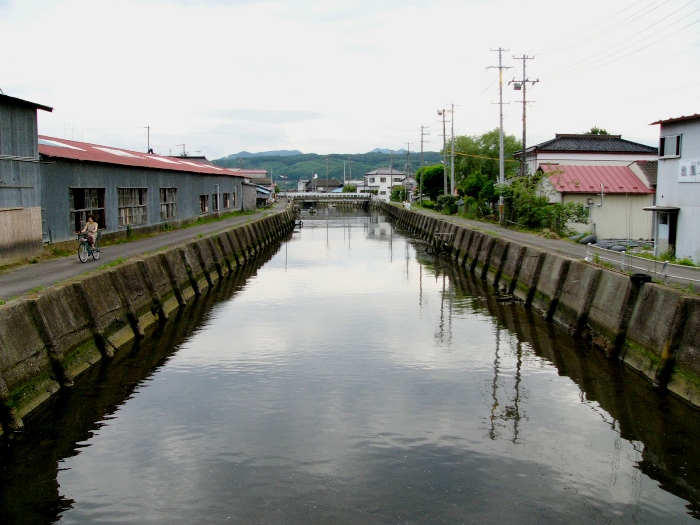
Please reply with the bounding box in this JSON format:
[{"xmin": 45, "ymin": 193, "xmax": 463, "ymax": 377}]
[{"xmin": 80, "ymin": 215, "xmax": 98, "ymax": 247}]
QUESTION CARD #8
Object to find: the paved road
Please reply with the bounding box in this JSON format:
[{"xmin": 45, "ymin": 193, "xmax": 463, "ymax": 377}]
[
  {"xmin": 402, "ymin": 206, "xmax": 699, "ymax": 289},
  {"xmin": 0, "ymin": 206, "xmax": 288, "ymax": 303}
]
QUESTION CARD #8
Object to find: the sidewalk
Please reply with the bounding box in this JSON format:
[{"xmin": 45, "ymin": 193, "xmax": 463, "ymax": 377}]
[
  {"xmin": 405, "ymin": 206, "xmax": 699, "ymax": 290},
  {"xmin": 0, "ymin": 206, "xmax": 287, "ymax": 303}
]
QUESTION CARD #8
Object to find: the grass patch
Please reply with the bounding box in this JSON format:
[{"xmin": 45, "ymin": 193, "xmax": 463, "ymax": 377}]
[{"xmin": 97, "ymin": 256, "xmax": 127, "ymax": 270}]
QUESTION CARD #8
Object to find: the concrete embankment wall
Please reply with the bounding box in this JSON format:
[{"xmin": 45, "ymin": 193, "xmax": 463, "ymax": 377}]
[
  {"xmin": 379, "ymin": 202, "xmax": 700, "ymax": 410},
  {"xmin": 0, "ymin": 211, "xmax": 295, "ymax": 434}
]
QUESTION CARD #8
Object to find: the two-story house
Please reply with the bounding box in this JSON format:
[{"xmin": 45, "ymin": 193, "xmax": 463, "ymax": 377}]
[{"xmin": 646, "ymin": 114, "xmax": 700, "ymax": 262}]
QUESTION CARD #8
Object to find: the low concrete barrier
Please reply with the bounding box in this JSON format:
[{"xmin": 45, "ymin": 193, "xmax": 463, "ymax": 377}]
[
  {"xmin": 0, "ymin": 212, "xmax": 295, "ymax": 434},
  {"xmin": 378, "ymin": 202, "xmax": 700, "ymax": 410}
]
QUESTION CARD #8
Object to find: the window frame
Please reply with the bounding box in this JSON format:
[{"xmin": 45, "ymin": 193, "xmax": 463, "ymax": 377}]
[
  {"xmin": 117, "ymin": 187, "xmax": 148, "ymax": 227},
  {"xmin": 160, "ymin": 187, "xmax": 177, "ymax": 220},
  {"xmin": 660, "ymin": 134, "xmax": 682, "ymax": 159},
  {"xmin": 70, "ymin": 187, "xmax": 105, "ymax": 233}
]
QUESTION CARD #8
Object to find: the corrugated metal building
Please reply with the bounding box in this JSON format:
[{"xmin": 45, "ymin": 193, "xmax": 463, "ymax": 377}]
[
  {"xmin": 0, "ymin": 94, "xmax": 53, "ymax": 264},
  {"xmin": 0, "ymin": 93, "xmax": 265, "ymax": 264},
  {"xmin": 38, "ymin": 136, "xmax": 251, "ymax": 243}
]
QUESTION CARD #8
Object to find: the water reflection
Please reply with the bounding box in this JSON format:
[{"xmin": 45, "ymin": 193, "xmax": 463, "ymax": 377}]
[{"xmin": 1, "ymin": 210, "xmax": 699, "ymax": 524}]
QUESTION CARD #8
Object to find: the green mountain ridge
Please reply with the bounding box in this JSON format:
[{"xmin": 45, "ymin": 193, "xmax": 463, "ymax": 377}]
[{"xmin": 212, "ymin": 151, "xmax": 443, "ymax": 189}]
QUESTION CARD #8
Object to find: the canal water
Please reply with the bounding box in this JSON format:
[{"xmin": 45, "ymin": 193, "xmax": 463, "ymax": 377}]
[{"xmin": 2, "ymin": 209, "xmax": 700, "ymax": 524}]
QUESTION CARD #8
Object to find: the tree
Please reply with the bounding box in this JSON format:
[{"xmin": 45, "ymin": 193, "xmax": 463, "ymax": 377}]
[
  {"xmin": 446, "ymin": 129, "xmax": 520, "ymax": 213},
  {"xmin": 390, "ymin": 186, "xmax": 406, "ymax": 202},
  {"xmin": 497, "ymin": 170, "xmax": 589, "ymax": 235},
  {"xmin": 585, "ymin": 127, "xmax": 610, "ymax": 135},
  {"xmin": 415, "ymin": 164, "xmax": 446, "ymax": 199},
  {"xmin": 342, "ymin": 184, "xmax": 357, "ymax": 193}
]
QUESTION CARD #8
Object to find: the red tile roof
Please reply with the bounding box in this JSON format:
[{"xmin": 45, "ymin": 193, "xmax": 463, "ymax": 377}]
[
  {"xmin": 38, "ymin": 136, "xmax": 245, "ymax": 178},
  {"xmin": 539, "ymin": 164, "xmax": 654, "ymax": 194}
]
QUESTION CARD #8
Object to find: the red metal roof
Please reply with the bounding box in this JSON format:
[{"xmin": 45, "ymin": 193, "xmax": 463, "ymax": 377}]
[
  {"xmin": 539, "ymin": 164, "xmax": 654, "ymax": 194},
  {"xmin": 38, "ymin": 135, "xmax": 245, "ymax": 178},
  {"xmin": 650, "ymin": 113, "xmax": 700, "ymax": 125}
]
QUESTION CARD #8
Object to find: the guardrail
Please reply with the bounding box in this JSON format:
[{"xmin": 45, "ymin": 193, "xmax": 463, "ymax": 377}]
[
  {"xmin": 288, "ymin": 192, "xmax": 371, "ymax": 199},
  {"xmin": 585, "ymin": 243, "xmax": 700, "ymax": 290}
]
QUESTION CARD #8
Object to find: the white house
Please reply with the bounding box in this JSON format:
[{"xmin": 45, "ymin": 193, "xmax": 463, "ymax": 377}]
[
  {"xmin": 646, "ymin": 114, "xmax": 700, "ymax": 262},
  {"xmin": 538, "ymin": 164, "xmax": 655, "ymax": 240},
  {"xmin": 517, "ymin": 134, "xmax": 658, "ymax": 176},
  {"xmin": 365, "ymin": 168, "xmax": 407, "ymax": 202}
]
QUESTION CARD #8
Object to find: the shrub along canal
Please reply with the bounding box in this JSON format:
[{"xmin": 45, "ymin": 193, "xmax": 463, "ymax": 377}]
[{"xmin": 2, "ymin": 208, "xmax": 700, "ymax": 524}]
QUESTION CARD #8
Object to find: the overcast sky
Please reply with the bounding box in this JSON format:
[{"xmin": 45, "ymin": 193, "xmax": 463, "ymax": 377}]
[{"xmin": 2, "ymin": 0, "xmax": 698, "ymax": 159}]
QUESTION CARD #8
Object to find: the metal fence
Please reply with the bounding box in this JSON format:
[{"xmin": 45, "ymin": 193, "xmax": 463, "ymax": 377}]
[{"xmin": 584, "ymin": 243, "xmax": 700, "ymax": 290}]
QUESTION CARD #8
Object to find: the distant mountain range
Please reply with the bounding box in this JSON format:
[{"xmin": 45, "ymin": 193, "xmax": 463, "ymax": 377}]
[
  {"xmin": 220, "ymin": 148, "xmax": 408, "ymax": 159},
  {"xmin": 218, "ymin": 150, "xmax": 303, "ymax": 160},
  {"xmin": 212, "ymin": 150, "xmax": 443, "ymax": 189}
]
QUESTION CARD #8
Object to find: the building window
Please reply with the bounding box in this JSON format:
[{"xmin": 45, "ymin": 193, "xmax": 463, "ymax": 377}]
[
  {"xmin": 223, "ymin": 193, "xmax": 230, "ymax": 208},
  {"xmin": 232, "ymin": 192, "xmax": 237, "ymax": 207},
  {"xmin": 200, "ymin": 194, "xmax": 209, "ymax": 214},
  {"xmin": 370, "ymin": 177, "xmax": 375, "ymax": 183},
  {"xmin": 118, "ymin": 188, "xmax": 147, "ymax": 226},
  {"xmin": 70, "ymin": 188, "xmax": 105, "ymax": 232},
  {"xmin": 380, "ymin": 177, "xmax": 386, "ymax": 183},
  {"xmin": 160, "ymin": 188, "xmax": 177, "ymax": 220},
  {"xmin": 212, "ymin": 193, "xmax": 219, "ymax": 212},
  {"xmin": 660, "ymin": 135, "xmax": 681, "ymax": 158}
]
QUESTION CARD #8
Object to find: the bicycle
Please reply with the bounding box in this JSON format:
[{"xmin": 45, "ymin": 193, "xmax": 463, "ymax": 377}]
[{"xmin": 78, "ymin": 232, "xmax": 101, "ymax": 263}]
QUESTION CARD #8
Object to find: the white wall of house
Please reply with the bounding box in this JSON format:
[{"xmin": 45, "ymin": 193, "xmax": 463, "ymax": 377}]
[
  {"xmin": 654, "ymin": 117, "xmax": 700, "ymax": 262},
  {"xmin": 564, "ymin": 193, "xmax": 653, "ymax": 240},
  {"xmin": 366, "ymin": 174, "xmax": 405, "ymax": 202},
  {"xmin": 540, "ymin": 178, "xmax": 653, "ymax": 240}
]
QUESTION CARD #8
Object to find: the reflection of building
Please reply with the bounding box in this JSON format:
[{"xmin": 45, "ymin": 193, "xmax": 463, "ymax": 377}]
[{"xmin": 646, "ymin": 114, "xmax": 700, "ymax": 262}]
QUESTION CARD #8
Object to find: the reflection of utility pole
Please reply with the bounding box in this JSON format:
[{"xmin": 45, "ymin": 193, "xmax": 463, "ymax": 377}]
[
  {"xmin": 510, "ymin": 55, "xmax": 538, "ymax": 178},
  {"xmin": 490, "ymin": 324, "xmax": 501, "ymax": 440},
  {"xmin": 489, "ymin": 48, "xmax": 511, "ymax": 224}
]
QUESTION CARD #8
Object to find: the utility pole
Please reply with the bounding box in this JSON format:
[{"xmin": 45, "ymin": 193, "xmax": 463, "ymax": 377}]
[
  {"xmin": 511, "ymin": 55, "xmax": 538, "ymax": 178},
  {"xmin": 450, "ymin": 104, "xmax": 455, "ymax": 196},
  {"xmin": 420, "ymin": 125, "xmax": 430, "ymax": 205},
  {"xmin": 438, "ymin": 109, "xmax": 448, "ymax": 196},
  {"xmin": 489, "ymin": 48, "xmax": 511, "ymax": 224},
  {"xmin": 405, "ymin": 142, "xmax": 412, "ymax": 202}
]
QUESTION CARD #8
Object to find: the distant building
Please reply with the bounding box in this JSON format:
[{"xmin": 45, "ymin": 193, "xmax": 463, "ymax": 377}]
[
  {"xmin": 365, "ymin": 168, "xmax": 406, "ymax": 202},
  {"xmin": 305, "ymin": 178, "xmax": 343, "ymax": 193},
  {"xmin": 646, "ymin": 114, "xmax": 700, "ymax": 262}
]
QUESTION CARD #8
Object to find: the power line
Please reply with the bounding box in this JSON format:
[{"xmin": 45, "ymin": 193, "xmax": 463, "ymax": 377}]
[
  {"xmin": 536, "ymin": 0, "xmax": 672, "ymax": 57},
  {"xmin": 546, "ymin": 4, "xmax": 700, "ymax": 78}
]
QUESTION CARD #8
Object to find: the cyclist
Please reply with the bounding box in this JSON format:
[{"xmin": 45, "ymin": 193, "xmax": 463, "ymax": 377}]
[{"xmin": 80, "ymin": 215, "xmax": 98, "ymax": 247}]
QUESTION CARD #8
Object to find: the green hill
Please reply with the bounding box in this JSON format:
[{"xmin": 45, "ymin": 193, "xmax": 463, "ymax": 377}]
[{"xmin": 212, "ymin": 151, "xmax": 444, "ymax": 189}]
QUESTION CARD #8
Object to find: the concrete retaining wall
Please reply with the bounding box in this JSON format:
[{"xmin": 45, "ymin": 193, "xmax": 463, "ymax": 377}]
[
  {"xmin": 380, "ymin": 202, "xmax": 700, "ymax": 411},
  {"xmin": 0, "ymin": 211, "xmax": 295, "ymax": 434}
]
